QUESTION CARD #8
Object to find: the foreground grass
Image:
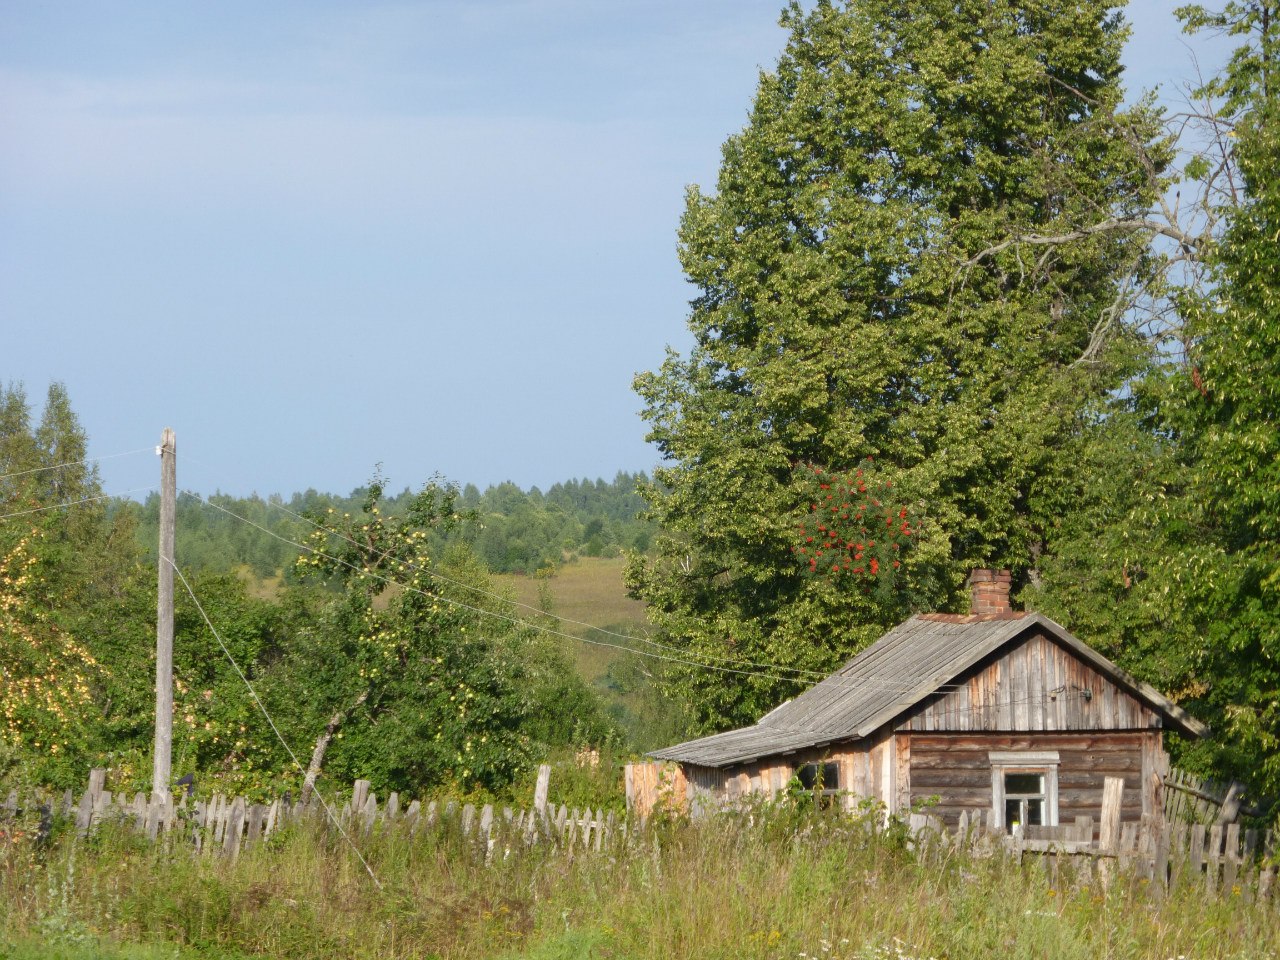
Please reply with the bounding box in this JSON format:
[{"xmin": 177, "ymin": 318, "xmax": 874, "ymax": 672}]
[{"xmin": 2, "ymin": 810, "xmax": 1277, "ymax": 960}]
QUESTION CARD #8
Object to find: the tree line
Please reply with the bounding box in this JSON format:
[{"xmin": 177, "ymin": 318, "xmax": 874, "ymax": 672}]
[{"xmin": 123, "ymin": 472, "xmax": 654, "ymax": 580}]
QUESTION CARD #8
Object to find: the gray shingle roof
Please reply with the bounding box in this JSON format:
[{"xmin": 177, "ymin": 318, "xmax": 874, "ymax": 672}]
[{"xmin": 650, "ymin": 612, "xmax": 1207, "ymax": 768}]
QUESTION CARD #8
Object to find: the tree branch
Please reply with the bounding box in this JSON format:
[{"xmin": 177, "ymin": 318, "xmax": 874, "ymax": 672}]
[
  {"xmin": 300, "ymin": 689, "xmax": 369, "ymax": 802},
  {"xmin": 963, "ymin": 217, "xmax": 1203, "ymax": 270}
]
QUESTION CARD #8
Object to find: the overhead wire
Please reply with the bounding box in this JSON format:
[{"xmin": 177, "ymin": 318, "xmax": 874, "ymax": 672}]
[
  {"xmin": 0, "ymin": 446, "xmax": 153, "ymax": 483},
  {"xmin": 193, "ymin": 492, "xmax": 970, "ymax": 698},
  {"xmin": 174, "ymin": 450, "xmax": 816, "ymax": 677},
  {"xmin": 254, "ymin": 492, "xmax": 853, "ymax": 685},
  {"xmin": 235, "ymin": 481, "xmax": 957, "ymax": 693},
  {"xmin": 0, "ymin": 486, "xmax": 157, "ymax": 522},
  {"xmin": 168, "ymin": 558, "xmax": 383, "ymax": 890}
]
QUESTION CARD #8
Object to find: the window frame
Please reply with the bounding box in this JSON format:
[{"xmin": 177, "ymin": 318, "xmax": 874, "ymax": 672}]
[{"xmin": 988, "ymin": 750, "xmax": 1060, "ymax": 832}]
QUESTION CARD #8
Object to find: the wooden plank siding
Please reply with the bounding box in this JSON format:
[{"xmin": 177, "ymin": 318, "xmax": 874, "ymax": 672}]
[
  {"xmin": 907, "ymin": 732, "xmax": 1156, "ymax": 833},
  {"xmin": 681, "ymin": 757, "xmax": 798, "ymax": 814},
  {"xmin": 899, "ymin": 632, "xmax": 1160, "ymax": 734}
]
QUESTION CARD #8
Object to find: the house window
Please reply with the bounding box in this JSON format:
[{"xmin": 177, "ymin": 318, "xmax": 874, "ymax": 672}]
[
  {"xmin": 797, "ymin": 762, "xmax": 840, "ymax": 808},
  {"xmin": 989, "ymin": 751, "xmax": 1059, "ymax": 833},
  {"xmin": 1004, "ymin": 772, "xmax": 1047, "ymax": 829}
]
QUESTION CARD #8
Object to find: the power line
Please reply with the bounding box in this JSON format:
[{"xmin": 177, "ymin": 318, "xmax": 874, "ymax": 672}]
[
  {"xmin": 255, "ymin": 493, "xmax": 851, "ymax": 684},
  {"xmin": 177, "ymin": 451, "xmax": 740, "ymax": 668},
  {"xmin": 174, "ymin": 453, "xmax": 885, "ymax": 685},
  {"xmin": 193, "ymin": 493, "xmax": 967, "ymax": 698},
  {"xmin": 0, "ymin": 447, "xmax": 153, "ymax": 482},
  {"xmin": 0, "ymin": 486, "xmax": 157, "ymax": 522},
  {"xmin": 168, "ymin": 559, "xmax": 383, "ymax": 890}
]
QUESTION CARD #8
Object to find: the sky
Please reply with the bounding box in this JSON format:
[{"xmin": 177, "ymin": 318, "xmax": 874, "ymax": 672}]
[{"xmin": 1, "ymin": 1, "xmax": 1233, "ymax": 501}]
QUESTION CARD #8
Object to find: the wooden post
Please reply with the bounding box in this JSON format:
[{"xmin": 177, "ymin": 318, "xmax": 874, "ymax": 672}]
[
  {"xmin": 152, "ymin": 428, "xmax": 176, "ymax": 802},
  {"xmin": 1099, "ymin": 776, "xmax": 1124, "ymax": 853},
  {"xmin": 534, "ymin": 764, "xmax": 551, "ymax": 816},
  {"xmin": 223, "ymin": 796, "xmax": 246, "ymax": 858},
  {"xmin": 351, "ymin": 779, "xmax": 370, "ymax": 817}
]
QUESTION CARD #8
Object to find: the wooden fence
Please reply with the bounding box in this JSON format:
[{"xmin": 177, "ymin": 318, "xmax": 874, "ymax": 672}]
[
  {"xmin": 3, "ymin": 771, "xmax": 1276, "ymax": 904},
  {"xmin": 912, "ymin": 806, "xmax": 1278, "ymax": 901},
  {"xmin": 16, "ymin": 768, "xmax": 624, "ymax": 861}
]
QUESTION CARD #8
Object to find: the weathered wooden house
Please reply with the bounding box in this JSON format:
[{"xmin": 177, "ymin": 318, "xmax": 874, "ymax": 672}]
[{"xmin": 645, "ymin": 570, "xmax": 1207, "ymax": 832}]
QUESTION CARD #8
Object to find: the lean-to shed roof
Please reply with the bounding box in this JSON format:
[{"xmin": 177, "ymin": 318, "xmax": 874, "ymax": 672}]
[{"xmin": 650, "ymin": 612, "xmax": 1207, "ymax": 768}]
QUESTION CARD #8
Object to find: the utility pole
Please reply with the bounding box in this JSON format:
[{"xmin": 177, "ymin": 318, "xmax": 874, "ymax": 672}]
[{"xmin": 152, "ymin": 428, "xmax": 176, "ymax": 802}]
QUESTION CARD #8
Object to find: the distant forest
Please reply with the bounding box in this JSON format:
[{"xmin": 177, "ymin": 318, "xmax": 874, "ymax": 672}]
[{"xmin": 124, "ymin": 473, "xmax": 655, "ymax": 578}]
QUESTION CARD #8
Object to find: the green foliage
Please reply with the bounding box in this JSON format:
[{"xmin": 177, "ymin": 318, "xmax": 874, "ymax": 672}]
[
  {"xmin": 279, "ymin": 474, "xmax": 616, "ymax": 796},
  {"xmin": 0, "ymin": 383, "xmax": 150, "ymax": 788},
  {"xmin": 4, "ymin": 383, "xmax": 621, "ymax": 800},
  {"xmin": 126, "ymin": 474, "xmax": 655, "ymax": 582},
  {"xmin": 1026, "ymin": 2, "xmax": 1280, "ymax": 809},
  {"xmin": 445, "ymin": 473, "xmax": 655, "ymax": 574},
  {"xmin": 130, "ymin": 492, "xmax": 309, "ymax": 578},
  {"xmin": 1169, "ymin": 50, "xmax": 1280, "ymax": 800},
  {"xmin": 1176, "ymin": 2, "xmax": 1279, "ymax": 114},
  {"xmin": 629, "ymin": 0, "xmax": 1165, "ymax": 730}
]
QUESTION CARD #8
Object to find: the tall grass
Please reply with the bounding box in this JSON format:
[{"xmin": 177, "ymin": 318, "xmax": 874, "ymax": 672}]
[{"xmin": 2, "ymin": 806, "xmax": 1276, "ymax": 960}]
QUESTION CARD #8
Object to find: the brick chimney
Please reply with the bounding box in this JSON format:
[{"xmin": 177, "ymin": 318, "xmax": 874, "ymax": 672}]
[{"xmin": 969, "ymin": 568, "xmax": 1013, "ymax": 616}]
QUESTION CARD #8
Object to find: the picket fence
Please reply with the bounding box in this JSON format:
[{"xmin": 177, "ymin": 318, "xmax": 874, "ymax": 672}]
[
  {"xmin": 0, "ymin": 767, "xmax": 623, "ymax": 862},
  {"xmin": 909, "ymin": 805, "xmax": 1278, "ymax": 903},
  {"xmin": 3, "ymin": 771, "xmax": 1276, "ymax": 904}
]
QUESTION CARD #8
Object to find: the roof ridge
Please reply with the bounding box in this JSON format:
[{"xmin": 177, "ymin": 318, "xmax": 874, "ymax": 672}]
[{"xmin": 916, "ymin": 611, "xmax": 1029, "ymax": 623}]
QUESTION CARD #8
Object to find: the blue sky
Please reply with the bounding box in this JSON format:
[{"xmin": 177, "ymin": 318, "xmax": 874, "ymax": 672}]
[{"xmin": 2, "ymin": 1, "xmax": 1231, "ymax": 500}]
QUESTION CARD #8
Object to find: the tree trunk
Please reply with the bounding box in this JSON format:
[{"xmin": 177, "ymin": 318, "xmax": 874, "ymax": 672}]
[{"xmin": 300, "ymin": 690, "xmax": 368, "ymax": 802}]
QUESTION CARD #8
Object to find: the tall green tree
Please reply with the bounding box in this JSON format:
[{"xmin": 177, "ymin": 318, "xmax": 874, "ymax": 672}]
[
  {"xmin": 628, "ymin": 0, "xmax": 1167, "ymax": 730},
  {"xmin": 1157, "ymin": 0, "xmax": 1280, "ymax": 798},
  {"xmin": 1028, "ymin": 2, "xmax": 1280, "ymax": 806},
  {"xmin": 0, "ymin": 383, "xmax": 148, "ymax": 786}
]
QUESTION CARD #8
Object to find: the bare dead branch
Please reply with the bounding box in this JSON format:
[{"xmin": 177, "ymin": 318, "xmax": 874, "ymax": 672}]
[{"xmin": 964, "ymin": 217, "xmax": 1202, "ymax": 270}]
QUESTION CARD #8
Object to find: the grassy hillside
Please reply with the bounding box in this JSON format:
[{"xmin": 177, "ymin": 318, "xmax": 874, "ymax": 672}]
[
  {"xmin": 495, "ymin": 557, "xmax": 648, "ymax": 683},
  {"xmin": 494, "ymin": 557, "xmax": 687, "ymax": 749}
]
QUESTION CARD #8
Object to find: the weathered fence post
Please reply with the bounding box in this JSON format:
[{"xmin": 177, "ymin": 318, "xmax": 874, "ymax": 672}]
[
  {"xmin": 1099, "ymin": 776, "xmax": 1124, "ymax": 853},
  {"xmin": 223, "ymin": 796, "xmax": 246, "ymax": 859},
  {"xmin": 351, "ymin": 780, "xmax": 371, "ymax": 819},
  {"xmin": 76, "ymin": 769, "xmax": 106, "ymax": 835},
  {"xmin": 533, "ymin": 764, "xmax": 551, "ymax": 817}
]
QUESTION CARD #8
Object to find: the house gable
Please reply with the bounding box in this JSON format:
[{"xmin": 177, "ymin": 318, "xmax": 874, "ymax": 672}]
[{"xmin": 898, "ymin": 630, "xmax": 1161, "ymax": 733}]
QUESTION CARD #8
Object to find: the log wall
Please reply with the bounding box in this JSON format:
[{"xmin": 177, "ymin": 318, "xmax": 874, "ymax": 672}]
[{"xmin": 907, "ymin": 731, "xmax": 1160, "ymax": 832}]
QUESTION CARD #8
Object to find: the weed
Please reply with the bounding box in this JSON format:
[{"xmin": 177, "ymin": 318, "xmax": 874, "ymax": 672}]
[{"xmin": 1, "ymin": 804, "xmax": 1276, "ymax": 959}]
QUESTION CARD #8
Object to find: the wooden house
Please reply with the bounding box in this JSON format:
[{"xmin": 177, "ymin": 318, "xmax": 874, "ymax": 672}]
[{"xmin": 645, "ymin": 570, "xmax": 1208, "ymax": 832}]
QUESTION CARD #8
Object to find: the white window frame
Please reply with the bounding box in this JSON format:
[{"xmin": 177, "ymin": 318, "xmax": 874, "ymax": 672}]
[{"xmin": 989, "ymin": 751, "xmax": 1059, "ymax": 832}]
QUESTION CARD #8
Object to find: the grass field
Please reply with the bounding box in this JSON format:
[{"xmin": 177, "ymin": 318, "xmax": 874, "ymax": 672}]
[
  {"xmin": 2, "ymin": 804, "xmax": 1276, "ymax": 960},
  {"xmin": 495, "ymin": 557, "xmax": 650, "ymax": 687}
]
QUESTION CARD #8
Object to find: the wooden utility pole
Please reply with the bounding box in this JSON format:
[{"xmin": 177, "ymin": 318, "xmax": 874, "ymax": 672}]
[{"xmin": 152, "ymin": 428, "xmax": 176, "ymax": 802}]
